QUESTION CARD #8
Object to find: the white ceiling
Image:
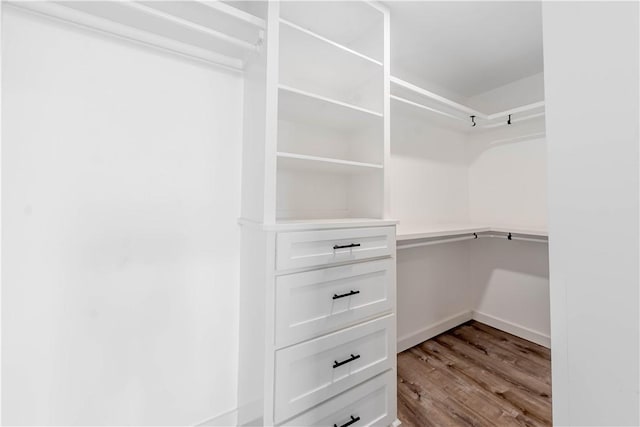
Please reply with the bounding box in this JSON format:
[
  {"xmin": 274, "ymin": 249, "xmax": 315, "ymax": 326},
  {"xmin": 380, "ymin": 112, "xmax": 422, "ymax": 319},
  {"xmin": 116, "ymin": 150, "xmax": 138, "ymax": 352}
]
[{"xmin": 388, "ymin": 1, "xmax": 544, "ymax": 98}]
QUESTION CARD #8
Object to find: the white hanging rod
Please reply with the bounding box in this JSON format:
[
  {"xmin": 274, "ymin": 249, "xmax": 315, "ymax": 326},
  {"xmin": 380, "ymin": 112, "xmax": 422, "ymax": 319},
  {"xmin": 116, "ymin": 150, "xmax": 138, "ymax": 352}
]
[
  {"xmin": 197, "ymin": 1, "xmax": 266, "ymax": 29},
  {"xmin": 391, "ymin": 76, "xmax": 485, "ymax": 118},
  {"xmin": 7, "ymin": 1, "xmax": 256, "ymax": 72},
  {"xmin": 391, "ymin": 76, "xmax": 545, "ymax": 125},
  {"xmin": 397, "ymin": 232, "xmax": 548, "ymax": 250},
  {"xmin": 391, "ymin": 95, "xmax": 468, "ymax": 123},
  {"xmin": 478, "ymin": 233, "xmax": 548, "ymax": 244},
  {"xmin": 122, "ymin": 2, "xmax": 260, "ymax": 52},
  {"xmin": 486, "ymin": 101, "xmax": 545, "ymax": 121},
  {"xmin": 482, "ymin": 112, "xmax": 546, "ymax": 129},
  {"xmin": 397, "ymin": 235, "xmax": 477, "ymax": 250}
]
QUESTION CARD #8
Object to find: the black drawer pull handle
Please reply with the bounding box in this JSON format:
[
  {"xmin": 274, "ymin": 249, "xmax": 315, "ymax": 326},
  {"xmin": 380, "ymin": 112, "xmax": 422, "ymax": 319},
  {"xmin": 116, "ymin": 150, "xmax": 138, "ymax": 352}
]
[
  {"xmin": 333, "ymin": 243, "xmax": 361, "ymax": 250},
  {"xmin": 333, "ymin": 290, "xmax": 360, "ymax": 300},
  {"xmin": 334, "ymin": 415, "xmax": 360, "ymax": 427},
  {"xmin": 333, "ymin": 354, "xmax": 360, "ymax": 368}
]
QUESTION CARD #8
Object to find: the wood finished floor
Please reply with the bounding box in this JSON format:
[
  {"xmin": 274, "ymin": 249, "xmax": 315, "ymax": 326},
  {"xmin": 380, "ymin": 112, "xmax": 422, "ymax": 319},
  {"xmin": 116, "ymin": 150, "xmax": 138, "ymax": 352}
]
[{"xmin": 397, "ymin": 321, "xmax": 552, "ymax": 427}]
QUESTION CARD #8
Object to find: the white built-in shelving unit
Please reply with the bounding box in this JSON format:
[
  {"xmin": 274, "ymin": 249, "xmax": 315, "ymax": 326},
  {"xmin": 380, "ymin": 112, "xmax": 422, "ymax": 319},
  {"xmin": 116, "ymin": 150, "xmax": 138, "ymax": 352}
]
[
  {"xmin": 238, "ymin": 3, "xmax": 397, "ymax": 427},
  {"xmin": 274, "ymin": 1, "xmax": 389, "ymax": 222}
]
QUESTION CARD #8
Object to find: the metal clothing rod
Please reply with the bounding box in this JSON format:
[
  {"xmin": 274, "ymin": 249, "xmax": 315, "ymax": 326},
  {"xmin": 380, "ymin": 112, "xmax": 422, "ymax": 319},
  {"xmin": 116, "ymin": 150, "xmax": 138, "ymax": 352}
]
[
  {"xmin": 391, "ymin": 76, "xmax": 546, "ymax": 125},
  {"xmin": 397, "ymin": 232, "xmax": 548, "ymax": 250},
  {"xmin": 486, "ymin": 101, "xmax": 546, "ymax": 121},
  {"xmin": 478, "ymin": 234, "xmax": 548, "ymax": 244},
  {"xmin": 391, "ymin": 76, "xmax": 486, "ymax": 118},
  {"xmin": 397, "ymin": 235, "xmax": 477, "ymax": 250},
  {"xmin": 391, "ymin": 95, "xmax": 468, "ymax": 123},
  {"xmin": 8, "ymin": 1, "xmax": 246, "ymax": 72},
  {"xmin": 482, "ymin": 112, "xmax": 546, "ymax": 129},
  {"xmin": 122, "ymin": 2, "xmax": 259, "ymax": 52},
  {"xmin": 196, "ymin": 0, "xmax": 266, "ymax": 29}
]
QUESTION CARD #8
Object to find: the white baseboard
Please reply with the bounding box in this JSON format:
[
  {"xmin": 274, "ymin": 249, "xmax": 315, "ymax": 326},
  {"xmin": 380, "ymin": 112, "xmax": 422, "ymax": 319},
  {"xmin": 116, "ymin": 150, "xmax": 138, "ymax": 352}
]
[
  {"xmin": 472, "ymin": 311, "xmax": 551, "ymax": 348},
  {"xmin": 397, "ymin": 310, "xmax": 473, "ymax": 352},
  {"xmin": 196, "ymin": 400, "xmax": 261, "ymax": 427}
]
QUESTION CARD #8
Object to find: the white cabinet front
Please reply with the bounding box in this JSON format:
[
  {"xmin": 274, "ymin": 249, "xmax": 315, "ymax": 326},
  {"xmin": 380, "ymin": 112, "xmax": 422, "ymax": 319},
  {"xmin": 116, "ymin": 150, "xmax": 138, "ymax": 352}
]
[
  {"xmin": 276, "ymin": 226, "xmax": 395, "ymax": 271},
  {"xmin": 274, "ymin": 315, "xmax": 394, "ymax": 423},
  {"xmin": 279, "ymin": 371, "xmax": 395, "ymax": 427},
  {"xmin": 275, "ymin": 259, "xmax": 394, "ymax": 347}
]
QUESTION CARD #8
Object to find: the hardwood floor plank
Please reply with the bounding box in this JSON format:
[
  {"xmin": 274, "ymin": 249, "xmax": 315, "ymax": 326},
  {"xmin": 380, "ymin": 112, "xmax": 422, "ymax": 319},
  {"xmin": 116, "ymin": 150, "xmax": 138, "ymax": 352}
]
[
  {"xmin": 399, "ymin": 350, "xmax": 520, "ymax": 427},
  {"xmin": 407, "ymin": 346, "xmax": 535, "ymax": 427},
  {"xmin": 397, "ymin": 321, "xmax": 552, "ymax": 427},
  {"xmin": 451, "ymin": 324, "xmax": 551, "ymax": 383},
  {"xmin": 418, "ymin": 340, "xmax": 552, "ymax": 425},
  {"xmin": 464, "ymin": 322, "xmax": 551, "ymax": 368},
  {"xmin": 470, "ymin": 321, "xmax": 550, "ymax": 359},
  {"xmin": 435, "ymin": 334, "xmax": 551, "ymax": 397}
]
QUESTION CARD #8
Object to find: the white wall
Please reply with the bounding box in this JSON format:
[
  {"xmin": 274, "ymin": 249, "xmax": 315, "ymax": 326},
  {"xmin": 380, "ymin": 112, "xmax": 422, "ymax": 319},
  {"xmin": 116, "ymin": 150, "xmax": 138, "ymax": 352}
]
[
  {"xmin": 542, "ymin": 2, "xmax": 639, "ymax": 425},
  {"xmin": 392, "ymin": 68, "xmax": 550, "ymax": 351},
  {"xmin": 469, "ymin": 238, "xmax": 550, "ymax": 347},
  {"xmin": 396, "ymin": 241, "xmax": 472, "ymax": 352},
  {"xmin": 390, "ymin": 112, "xmax": 469, "ymax": 228},
  {"xmin": 391, "ymin": 107, "xmax": 473, "ymax": 352},
  {"xmin": 2, "ymin": 7, "xmax": 243, "ymax": 425}
]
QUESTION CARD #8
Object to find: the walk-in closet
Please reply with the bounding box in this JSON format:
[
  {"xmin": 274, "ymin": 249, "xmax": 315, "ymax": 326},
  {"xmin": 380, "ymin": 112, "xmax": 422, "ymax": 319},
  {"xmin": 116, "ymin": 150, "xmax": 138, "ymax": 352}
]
[{"xmin": 2, "ymin": 1, "xmax": 638, "ymax": 426}]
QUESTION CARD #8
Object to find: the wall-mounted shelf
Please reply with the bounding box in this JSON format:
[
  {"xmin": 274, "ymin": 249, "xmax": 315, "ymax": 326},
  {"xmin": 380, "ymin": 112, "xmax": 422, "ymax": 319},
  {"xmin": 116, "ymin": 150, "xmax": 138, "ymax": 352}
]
[
  {"xmin": 391, "ymin": 76, "xmax": 545, "ymax": 129},
  {"xmin": 396, "ymin": 224, "xmax": 548, "ymax": 249},
  {"xmin": 397, "ymin": 223, "xmax": 548, "ymax": 241},
  {"xmin": 278, "ymin": 85, "xmax": 383, "ymax": 131},
  {"xmin": 9, "ymin": 1, "xmax": 265, "ymax": 71},
  {"xmin": 277, "ymin": 152, "xmax": 383, "ymax": 175}
]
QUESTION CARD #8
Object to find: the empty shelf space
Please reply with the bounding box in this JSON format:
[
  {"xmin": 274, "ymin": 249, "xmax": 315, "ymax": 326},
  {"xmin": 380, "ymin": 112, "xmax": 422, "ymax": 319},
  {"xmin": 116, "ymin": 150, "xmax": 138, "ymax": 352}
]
[
  {"xmin": 279, "ymin": 21, "xmax": 383, "ymax": 114},
  {"xmin": 280, "ymin": 18, "xmax": 382, "ymax": 66},
  {"xmin": 279, "ymin": 1, "xmax": 384, "ymax": 62},
  {"xmin": 277, "ymin": 152, "xmax": 383, "ymax": 174},
  {"xmin": 278, "ymin": 85, "xmax": 383, "ymax": 132}
]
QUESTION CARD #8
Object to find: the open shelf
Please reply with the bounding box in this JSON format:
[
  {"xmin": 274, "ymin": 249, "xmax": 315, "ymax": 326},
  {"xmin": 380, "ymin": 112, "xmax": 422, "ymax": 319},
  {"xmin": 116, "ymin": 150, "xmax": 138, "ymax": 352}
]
[
  {"xmin": 280, "ymin": 19, "xmax": 381, "ymax": 66},
  {"xmin": 280, "ymin": 20, "xmax": 383, "ymax": 114},
  {"xmin": 13, "ymin": 1, "xmax": 265, "ymax": 70},
  {"xmin": 280, "ymin": 1, "xmax": 384, "ymax": 63},
  {"xmin": 239, "ymin": 217, "xmax": 397, "ymax": 232},
  {"xmin": 391, "ymin": 76, "xmax": 546, "ymax": 129},
  {"xmin": 278, "ymin": 85, "xmax": 383, "ymax": 132},
  {"xmin": 397, "ymin": 223, "xmax": 548, "ymax": 241},
  {"xmin": 277, "ymin": 152, "xmax": 382, "ymax": 175}
]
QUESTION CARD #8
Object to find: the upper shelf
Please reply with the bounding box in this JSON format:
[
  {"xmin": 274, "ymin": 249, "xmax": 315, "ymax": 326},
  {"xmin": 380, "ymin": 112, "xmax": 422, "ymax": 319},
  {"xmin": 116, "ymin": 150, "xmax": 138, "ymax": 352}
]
[
  {"xmin": 278, "ymin": 85, "xmax": 383, "ymax": 132},
  {"xmin": 10, "ymin": 1, "xmax": 265, "ymax": 71},
  {"xmin": 279, "ymin": 1, "xmax": 384, "ymax": 63},
  {"xmin": 279, "ymin": 18, "xmax": 383, "ymax": 114},
  {"xmin": 391, "ymin": 76, "xmax": 546, "ymax": 130}
]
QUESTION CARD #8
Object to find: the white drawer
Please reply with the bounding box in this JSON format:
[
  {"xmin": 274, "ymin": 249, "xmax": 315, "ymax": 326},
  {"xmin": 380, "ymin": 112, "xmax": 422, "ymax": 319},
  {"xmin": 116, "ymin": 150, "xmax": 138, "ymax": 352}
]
[
  {"xmin": 276, "ymin": 227, "xmax": 395, "ymax": 271},
  {"xmin": 274, "ymin": 315, "xmax": 394, "ymax": 423},
  {"xmin": 279, "ymin": 371, "xmax": 395, "ymax": 427},
  {"xmin": 275, "ymin": 259, "xmax": 394, "ymax": 348}
]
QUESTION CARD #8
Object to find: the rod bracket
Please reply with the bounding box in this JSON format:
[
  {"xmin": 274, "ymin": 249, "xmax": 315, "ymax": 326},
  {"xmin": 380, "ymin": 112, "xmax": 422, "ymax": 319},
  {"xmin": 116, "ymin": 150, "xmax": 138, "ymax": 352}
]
[
  {"xmin": 507, "ymin": 232, "xmax": 512, "ymax": 240},
  {"xmin": 473, "ymin": 233, "xmax": 478, "ymax": 239},
  {"xmin": 470, "ymin": 115, "xmax": 477, "ymax": 127},
  {"xmin": 507, "ymin": 114, "xmax": 512, "ymax": 125}
]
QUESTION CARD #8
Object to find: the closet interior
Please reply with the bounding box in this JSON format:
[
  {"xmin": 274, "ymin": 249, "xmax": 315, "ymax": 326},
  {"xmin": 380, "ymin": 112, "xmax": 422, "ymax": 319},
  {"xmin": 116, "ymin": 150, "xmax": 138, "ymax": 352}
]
[
  {"xmin": 3, "ymin": 1, "xmax": 550, "ymax": 426},
  {"xmin": 237, "ymin": 1, "xmax": 549, "ymax": 426}
]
